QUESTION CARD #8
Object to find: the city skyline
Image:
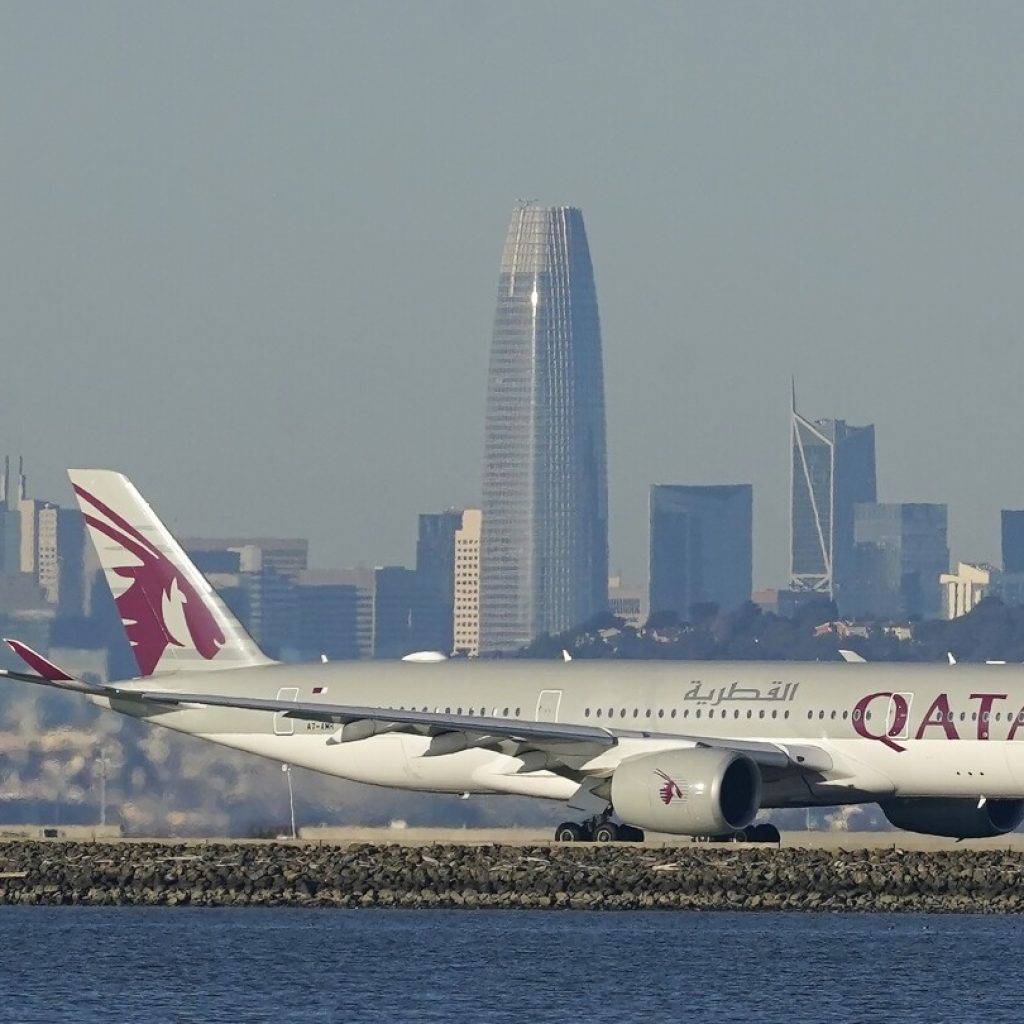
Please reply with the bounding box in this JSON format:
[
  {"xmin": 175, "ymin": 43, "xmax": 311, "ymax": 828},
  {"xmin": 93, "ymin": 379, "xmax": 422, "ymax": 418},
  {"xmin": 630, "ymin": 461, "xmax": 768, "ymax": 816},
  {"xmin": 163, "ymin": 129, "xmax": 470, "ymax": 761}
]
[{"xmin": 4, "ymin": 5, "xmax": 1024, "ymax": 590}]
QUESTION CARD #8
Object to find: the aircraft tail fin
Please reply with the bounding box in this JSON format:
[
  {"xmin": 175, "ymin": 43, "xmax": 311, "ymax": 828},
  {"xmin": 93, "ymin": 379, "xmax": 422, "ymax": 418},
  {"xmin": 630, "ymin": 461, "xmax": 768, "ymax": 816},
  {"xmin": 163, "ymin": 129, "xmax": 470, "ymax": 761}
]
[{"xmin": 69, "ymin": 469, "xmax": 275, "ymax": 677}]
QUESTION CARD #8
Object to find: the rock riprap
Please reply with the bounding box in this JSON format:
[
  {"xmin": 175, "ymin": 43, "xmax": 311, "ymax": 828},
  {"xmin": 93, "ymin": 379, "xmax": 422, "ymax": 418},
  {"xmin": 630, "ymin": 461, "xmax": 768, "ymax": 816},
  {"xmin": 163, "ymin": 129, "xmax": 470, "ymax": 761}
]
[{"xmin": 0, "ymin": 842, "xmax": 1022, "ymax": 912}]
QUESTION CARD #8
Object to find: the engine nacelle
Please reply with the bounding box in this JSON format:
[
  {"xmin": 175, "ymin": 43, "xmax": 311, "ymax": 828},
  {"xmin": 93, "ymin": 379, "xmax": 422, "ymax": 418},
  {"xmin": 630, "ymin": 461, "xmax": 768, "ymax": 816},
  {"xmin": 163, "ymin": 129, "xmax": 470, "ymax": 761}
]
[
  {"xmin": 880, "ymin": 798, "xmax": 1024, "ymax": 839},
  {"xmin": 610, "ymin": 747, "xmax": 761, "ymax": 836}
]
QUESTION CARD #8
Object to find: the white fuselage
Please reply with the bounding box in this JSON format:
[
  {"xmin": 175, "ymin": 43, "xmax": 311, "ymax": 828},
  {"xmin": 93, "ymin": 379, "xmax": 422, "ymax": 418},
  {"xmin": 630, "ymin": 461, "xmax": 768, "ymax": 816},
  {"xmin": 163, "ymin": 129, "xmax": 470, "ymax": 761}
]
[{"xmin": 92, "ymin": 659, "xmax": 1024, "ymax": 809}]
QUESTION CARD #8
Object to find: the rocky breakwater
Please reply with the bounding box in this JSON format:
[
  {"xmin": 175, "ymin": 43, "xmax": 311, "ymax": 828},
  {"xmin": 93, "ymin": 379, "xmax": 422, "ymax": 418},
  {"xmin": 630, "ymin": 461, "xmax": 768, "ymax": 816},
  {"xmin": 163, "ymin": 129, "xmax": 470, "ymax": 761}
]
[{"xmin": 1, "ymin": 842, "xmax": 1023, "ymax": 912}]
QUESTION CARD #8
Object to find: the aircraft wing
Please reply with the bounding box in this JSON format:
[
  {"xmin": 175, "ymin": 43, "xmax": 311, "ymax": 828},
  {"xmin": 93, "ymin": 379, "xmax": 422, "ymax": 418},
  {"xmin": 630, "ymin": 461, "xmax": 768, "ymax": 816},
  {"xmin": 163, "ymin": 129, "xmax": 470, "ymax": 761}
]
[{"xmin": 109, "ymin": 686, "xmax": 799, "ymax": 769}]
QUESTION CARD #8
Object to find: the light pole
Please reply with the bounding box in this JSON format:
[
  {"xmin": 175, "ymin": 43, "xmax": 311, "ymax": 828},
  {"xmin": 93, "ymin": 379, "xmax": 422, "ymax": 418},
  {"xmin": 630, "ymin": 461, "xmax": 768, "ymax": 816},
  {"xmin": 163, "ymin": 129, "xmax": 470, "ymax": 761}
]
[
  {"xmin": 281, "ymin": 764, "xmax": 296, "ymax": 840},
  {"xmin": 95, "ymin": 749, "xmax": 109, "ymax": 828}
]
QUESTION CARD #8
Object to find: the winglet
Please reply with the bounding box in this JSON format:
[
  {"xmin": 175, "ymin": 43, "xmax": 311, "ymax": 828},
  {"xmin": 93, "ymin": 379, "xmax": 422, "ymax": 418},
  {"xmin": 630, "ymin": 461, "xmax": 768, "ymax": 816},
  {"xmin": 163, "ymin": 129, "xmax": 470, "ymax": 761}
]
[{"xmin": 5, "ymin": 639, "xmax": 75, "ymax": 682}]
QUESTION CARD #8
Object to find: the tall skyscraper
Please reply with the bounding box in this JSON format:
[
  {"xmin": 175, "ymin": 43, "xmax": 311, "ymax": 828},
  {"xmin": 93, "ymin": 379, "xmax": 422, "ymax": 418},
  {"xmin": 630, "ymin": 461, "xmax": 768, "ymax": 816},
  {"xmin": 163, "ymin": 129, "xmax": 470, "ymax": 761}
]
[
  {"xmin": 790, "ymin": 392, "xmax": 876, "ymax": 609},
  {"xmin": 649, "ymin": 485, "xmax": 753, "ymax": 621},
  {"xmin": 480, "ymin": 205, "xmax": 609, "ymax": 650},
  {"xmin": 1001, "ymin": 510, "xmax": 1024, "ymax": 573}
]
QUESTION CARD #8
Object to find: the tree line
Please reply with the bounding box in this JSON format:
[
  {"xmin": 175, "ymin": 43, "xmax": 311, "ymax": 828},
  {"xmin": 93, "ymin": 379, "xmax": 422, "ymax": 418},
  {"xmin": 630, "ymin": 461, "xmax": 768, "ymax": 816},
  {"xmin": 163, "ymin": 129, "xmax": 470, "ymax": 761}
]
[{"xmin": 516, "ymin": 597, "xmax": 1024, "ymax": 664}]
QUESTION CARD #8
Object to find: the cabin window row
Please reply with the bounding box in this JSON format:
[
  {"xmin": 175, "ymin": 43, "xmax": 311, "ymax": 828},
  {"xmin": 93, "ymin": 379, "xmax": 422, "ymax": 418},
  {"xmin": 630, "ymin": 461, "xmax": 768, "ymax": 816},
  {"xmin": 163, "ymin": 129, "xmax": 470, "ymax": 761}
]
[
  {"xmin": 390, "ymin": 706, "xmax": 523, "ymax": 717},
  {"xmin": 582, "ymin": 707, "xmax": 793, "ymax": 721}
]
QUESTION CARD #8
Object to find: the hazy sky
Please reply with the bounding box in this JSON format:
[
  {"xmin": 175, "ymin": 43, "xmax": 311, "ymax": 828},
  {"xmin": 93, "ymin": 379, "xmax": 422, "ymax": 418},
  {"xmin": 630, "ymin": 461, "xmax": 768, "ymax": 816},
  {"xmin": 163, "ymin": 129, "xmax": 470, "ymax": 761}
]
[{"xmin": 3, "ymin": 2, "xmax": 1024, "ymax": 589}]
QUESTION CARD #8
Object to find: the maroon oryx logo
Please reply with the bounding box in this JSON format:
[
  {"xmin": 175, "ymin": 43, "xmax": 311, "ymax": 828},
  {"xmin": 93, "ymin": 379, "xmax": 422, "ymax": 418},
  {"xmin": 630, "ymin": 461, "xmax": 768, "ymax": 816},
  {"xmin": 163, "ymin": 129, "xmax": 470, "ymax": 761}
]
[
  {"xmin": 655, "ymin": 769, "xmax": 685, "ymax": 806},
  {"xmin": 74, "ymin": 485, "xmax": 225, "ymax": 676}
]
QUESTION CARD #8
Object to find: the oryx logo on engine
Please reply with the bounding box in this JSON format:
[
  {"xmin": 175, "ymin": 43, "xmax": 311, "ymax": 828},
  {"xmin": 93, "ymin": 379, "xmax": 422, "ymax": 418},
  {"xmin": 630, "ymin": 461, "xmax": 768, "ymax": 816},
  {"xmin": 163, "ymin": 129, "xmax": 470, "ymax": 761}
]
[{"xmin": 655, "ymin": 769, "xmax": 685, "ymax": 805}]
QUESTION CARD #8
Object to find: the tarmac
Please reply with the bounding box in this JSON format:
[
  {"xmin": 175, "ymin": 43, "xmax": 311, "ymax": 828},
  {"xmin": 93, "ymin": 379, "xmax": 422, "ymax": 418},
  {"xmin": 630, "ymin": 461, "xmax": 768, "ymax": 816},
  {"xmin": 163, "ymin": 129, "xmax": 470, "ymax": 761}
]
[
  {"xmin": 297, "ymin": 825, "xmax": 1024, "ymax": 851},
  {"xmin": 4, "ymin": 824, "xmax": 1024, "ymax": 851}
]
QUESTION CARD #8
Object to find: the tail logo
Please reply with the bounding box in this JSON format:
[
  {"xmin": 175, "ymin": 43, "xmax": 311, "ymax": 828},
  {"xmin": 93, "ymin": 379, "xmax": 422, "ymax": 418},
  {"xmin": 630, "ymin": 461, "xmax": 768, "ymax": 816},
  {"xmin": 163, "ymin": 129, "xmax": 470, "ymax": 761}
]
[
  {"xmin": 74, "ymin": 485, "xmax": 225, "ymax": 675},
  {"xmin": 655, "ymin": 769, "xmax": 686, "ymax": 806}
]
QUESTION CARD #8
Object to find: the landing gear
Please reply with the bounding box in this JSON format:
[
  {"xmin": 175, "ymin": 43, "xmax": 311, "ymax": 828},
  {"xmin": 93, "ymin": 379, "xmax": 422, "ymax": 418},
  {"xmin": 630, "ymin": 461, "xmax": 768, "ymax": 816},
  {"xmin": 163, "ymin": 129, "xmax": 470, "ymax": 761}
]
[
  {"xmin": 693, "ymin": 822, "xmax": 782, "ymax": 844},
  {"xmin": 745, "ymin": 822, "xmax": 781, "ymax": 844},
  {"xmin": 554, "ymin": 822, "xmax": 587, "ymax": 842},
  {"xmin": 553, "ymin": 817, "xmax": 646, "ymax": 843}
]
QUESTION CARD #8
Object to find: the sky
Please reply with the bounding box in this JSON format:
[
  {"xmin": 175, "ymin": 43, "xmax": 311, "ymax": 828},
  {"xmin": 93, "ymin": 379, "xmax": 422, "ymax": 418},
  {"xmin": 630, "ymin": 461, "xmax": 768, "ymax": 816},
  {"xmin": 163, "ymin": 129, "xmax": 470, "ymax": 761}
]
[{"xmin": 3, "ymin": 1, "xmax": 1024, "ymax": 590}]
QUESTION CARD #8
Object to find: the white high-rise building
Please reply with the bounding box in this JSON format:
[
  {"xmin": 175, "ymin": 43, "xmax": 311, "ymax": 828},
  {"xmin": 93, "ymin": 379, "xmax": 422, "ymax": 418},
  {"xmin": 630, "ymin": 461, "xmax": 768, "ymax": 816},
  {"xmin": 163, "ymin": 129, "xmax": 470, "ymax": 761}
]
[{"xmin": 453, "ymin": 509, "xmax": 482, "ymax": 656}]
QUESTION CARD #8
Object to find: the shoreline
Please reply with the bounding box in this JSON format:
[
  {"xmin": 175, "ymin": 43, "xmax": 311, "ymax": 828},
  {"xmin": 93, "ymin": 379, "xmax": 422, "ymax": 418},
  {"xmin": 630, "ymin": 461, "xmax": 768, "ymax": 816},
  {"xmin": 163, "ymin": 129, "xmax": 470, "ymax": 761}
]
[{"xmin": 1, "ymin": 839, "xmax": 1022, "ymax": 912}]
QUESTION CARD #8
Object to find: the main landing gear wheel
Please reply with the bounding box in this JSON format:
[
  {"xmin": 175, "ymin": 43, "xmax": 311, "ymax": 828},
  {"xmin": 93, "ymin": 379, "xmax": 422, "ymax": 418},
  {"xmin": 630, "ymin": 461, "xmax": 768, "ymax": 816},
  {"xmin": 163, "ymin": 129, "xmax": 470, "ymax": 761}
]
[
  {"xmin": 617, "ymin": 824, "xmax": 645, "ymax": 843},
  {"xmin": 747, "ymin": 823, "xmax": 781, "ymax": 844},
  {"xmin": 592, "ymin": 821, "xmax": 620, "ymax": 843},
  {"xmin": 554, "ymin": 822, "xmax": 587, "ymax": 842}
]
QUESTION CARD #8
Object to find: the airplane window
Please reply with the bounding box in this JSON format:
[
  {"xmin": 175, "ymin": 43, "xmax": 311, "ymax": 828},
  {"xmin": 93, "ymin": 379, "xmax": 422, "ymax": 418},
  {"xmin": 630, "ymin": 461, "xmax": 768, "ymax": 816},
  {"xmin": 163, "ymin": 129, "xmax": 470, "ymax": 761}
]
[
  {"xmin": 771, "ymin": 710, "xmax": 778, "ymax": 719},
  {"xmin": 707, "ymin": 709, "xmax": 714, "ymax": 719},
  {"xmin": 948, "ymin": 712, "xmax": 955, "ymax": 723},
  {"xmin": 695, "ymin": 710, "xmax": 702, "ymax": 718},
  {"xmin": 584, "ymin": 708, "xmax": 590, "ymax": 718},
  {"xmin": 830, "ymin": 711, "xmax": 836, "ymax": 720},
  {"xmin": 784, "ymin": 711, "xmax": 790, "ymax": 719},
  {"xmin": 608, "ymin": 708, "xmax": 613, "ymax": 717},
  {"xmin": 759, "ymin": 710, "xmax": 765, "ymax": 719},
  {"xmin": 633, "ymin": 709, "xmax": 639, "ymax": 718},
  {"xmin": 747, "ymin": 710, "xmax": 752, "ymax": 719},
  {"xmin": 818, "ymin": 710, "xmax": 825, "ymax": 720},
  {"xmin": 646, "ymin": 709, "xmax": 652, "ymax": 718},
  {"xmin": 445, "ymin": 707, "xmax": 451, "ymax": 714},
  {"xmin": 853, "ymin": 710, "xmax": 861, "ymax": 721},
  {"xmin": 671, "ymin": 709, "xmax": 677, "ymax": 719},
  {"xmin": 658, "ymin": 709, "xmax": 665, "ymax": 718},
  {"xmin": 995, "ymin": 712, "xmax": 1002, "ymax": 722},
  {"xmin": 984, "ymin": 712, "xmax": 990, "ymax": 722},
  {"xmin": 807, "ymin": 711, "xmax": 813, "ymax": 720},
  {"xmin": 960, "ymin": 712, "xmax": 966, "ymax": 721},
  {"xmin": 683, "ymin": 709, "xmax": 690, "ymax": 718},
  {"xmin": 515, "ymin": 707, "xmax": 521, "ymax": 716},
  {"xmin": 620, "ymin": 709, "xmax": 627, "ymax": 718},
  {"xmin": 866, "ymin": 712, "xmax": 873, "ymax": 721},
  {"xmin": 841, "ymin": 711, "xmax": 848, "ymax": 720},
  {"xmin": 457, "ymin": 707, "xmax": 463, "ymax": 715},
  {"xmin": 596, "ymin": 708, "xmax": 602, "ymax": 717},
  {"xmin": 468, "ymin": 708, "xmax": 474, "ymax": 716},
  {"xmin": 733, "ymin": 710, "xmax": 739, "ymax": 719},
  {"xmin": 503, "ymin": 707, "xmax": 509, "ymax": 716},
  {"xmin": 972, "ymin": 713, "xmax": 978, "ymax": 721}
]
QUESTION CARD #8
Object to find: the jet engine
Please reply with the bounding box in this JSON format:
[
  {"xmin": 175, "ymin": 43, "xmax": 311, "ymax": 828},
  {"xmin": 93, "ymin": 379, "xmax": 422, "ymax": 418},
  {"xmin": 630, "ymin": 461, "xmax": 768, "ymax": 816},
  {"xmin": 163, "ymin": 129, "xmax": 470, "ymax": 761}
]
[
  {"xmin": 610, "ymin": 747, "xmax": 761, "ymax": 836},
  {"xmin": 879, "ymin": 797, "xmax": 1024, "ymax": 839}
]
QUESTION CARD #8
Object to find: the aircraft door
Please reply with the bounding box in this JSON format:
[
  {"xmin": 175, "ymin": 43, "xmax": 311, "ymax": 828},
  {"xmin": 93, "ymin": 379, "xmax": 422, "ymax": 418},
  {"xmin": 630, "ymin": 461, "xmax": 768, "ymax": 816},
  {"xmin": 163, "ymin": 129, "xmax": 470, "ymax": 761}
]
[
  {"xmin": 536, "ymin": 689, "xmax": 562, "ymax": 723},
  {"xmin": 274, "ymin": 687, "xmax": 299, "ymax": 736},
  {"xmin": 885, "ymin": 692, "xmax": 914, "ymax": 741}
]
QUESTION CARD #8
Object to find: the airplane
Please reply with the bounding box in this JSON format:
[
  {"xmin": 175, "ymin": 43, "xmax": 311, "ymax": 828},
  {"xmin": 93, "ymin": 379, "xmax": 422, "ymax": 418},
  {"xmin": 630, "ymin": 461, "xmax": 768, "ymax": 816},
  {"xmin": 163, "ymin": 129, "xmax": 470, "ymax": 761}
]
[{"xmin": 3, "ymin": 467, "xmax": 1024, "ymax": 843}]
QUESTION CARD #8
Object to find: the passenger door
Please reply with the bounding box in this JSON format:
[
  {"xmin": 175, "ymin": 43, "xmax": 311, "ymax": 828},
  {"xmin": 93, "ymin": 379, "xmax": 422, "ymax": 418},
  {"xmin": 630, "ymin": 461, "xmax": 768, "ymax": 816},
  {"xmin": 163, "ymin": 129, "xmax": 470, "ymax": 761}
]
[{"xmin": 536, "ymin": 689, "xmax": 562, "ymax": 723}]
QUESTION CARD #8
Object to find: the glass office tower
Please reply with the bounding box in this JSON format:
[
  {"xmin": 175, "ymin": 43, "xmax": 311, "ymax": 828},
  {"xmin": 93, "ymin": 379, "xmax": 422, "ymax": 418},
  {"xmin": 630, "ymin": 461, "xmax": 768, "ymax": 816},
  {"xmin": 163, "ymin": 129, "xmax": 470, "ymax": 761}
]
[
  {"xmin": 790, "ymin": 398, "xmax": 876, "ymax": 609},
  {"xmin": 649, "ymin": 485, "xmax": 753, "ymax": 621},
  {"xmin": 480, "ymin": 205, "xmax": 608, "ymax": 651}
]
